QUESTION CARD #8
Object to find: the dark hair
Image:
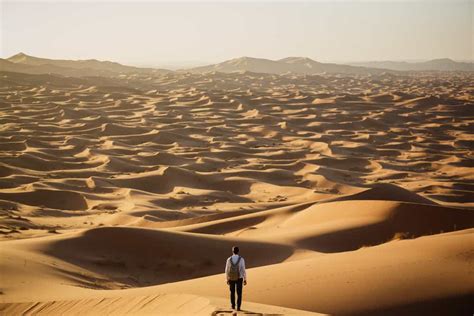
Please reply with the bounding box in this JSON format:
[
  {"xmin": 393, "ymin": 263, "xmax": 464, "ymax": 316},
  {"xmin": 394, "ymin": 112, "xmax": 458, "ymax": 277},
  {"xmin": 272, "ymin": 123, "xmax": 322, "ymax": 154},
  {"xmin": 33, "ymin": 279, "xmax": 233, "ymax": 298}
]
[{"xmin": 232, "ymin": 246, "xmax": 239, "ymax": 254}]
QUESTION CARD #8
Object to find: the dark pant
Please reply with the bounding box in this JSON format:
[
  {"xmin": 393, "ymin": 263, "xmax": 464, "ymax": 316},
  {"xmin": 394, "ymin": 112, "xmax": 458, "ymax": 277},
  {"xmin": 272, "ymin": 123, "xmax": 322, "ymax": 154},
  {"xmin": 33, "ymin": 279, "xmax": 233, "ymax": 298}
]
[{"xmin": 229, "ymin": 278, "xmax": 243, "ymax": 309}]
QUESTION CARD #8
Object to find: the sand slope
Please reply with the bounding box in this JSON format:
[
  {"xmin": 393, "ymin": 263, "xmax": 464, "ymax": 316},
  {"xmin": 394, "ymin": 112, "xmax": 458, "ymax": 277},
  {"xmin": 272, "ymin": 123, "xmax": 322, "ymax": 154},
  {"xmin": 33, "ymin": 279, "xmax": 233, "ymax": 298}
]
[
  {"xmin": 0, "ymin": 294, "xmax": 320, "ymax": 316},
  {"xmin": 146, "ymin": 229, "xmax": 474, "ymax": 315}
]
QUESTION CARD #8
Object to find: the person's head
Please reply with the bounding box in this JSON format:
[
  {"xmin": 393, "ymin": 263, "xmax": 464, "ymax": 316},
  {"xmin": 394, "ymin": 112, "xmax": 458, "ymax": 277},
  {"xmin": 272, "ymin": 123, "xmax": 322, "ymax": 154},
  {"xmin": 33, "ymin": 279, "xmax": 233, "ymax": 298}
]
[{"xmin": 232, "ymin": 246, "xmax": 239, "ymax": 255}]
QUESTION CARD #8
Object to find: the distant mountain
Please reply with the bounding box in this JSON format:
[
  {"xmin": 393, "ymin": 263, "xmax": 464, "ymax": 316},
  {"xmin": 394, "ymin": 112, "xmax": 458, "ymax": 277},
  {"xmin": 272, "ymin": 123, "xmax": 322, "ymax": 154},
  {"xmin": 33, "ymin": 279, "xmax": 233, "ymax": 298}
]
[
  {"xmin": 0, "ymin": 58, "xmax": 105, "ymax": 77},
  {"xmin": 185, "ymin": 57, "xmax": 289, "ymax": 74},
  {"xmin": 4, "ymin": 54, "xmax": 470, "ymax": 78},
  {"xmin": 350, "ymin": 58, "xmax": 473, "ymax": 72},
  {"xmin": 184, "ymin": 56, "xmax": 389, "ymax": 75},
  {"xmin": 0, "ymin": 58, "xmax": 35, "ymax": 73},
  {"xmin": 1, "ymin": 53, "xmax": 171, "ymax": 77},
  {"xmin": 278, "ymin": 57, "xmax": 387, "ymax": 74}
]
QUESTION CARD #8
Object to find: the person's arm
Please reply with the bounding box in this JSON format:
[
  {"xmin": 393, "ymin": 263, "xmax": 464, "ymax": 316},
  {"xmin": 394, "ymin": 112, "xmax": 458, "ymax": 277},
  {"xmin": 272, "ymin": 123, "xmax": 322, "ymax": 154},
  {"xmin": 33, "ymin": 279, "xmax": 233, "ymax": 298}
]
[
  {"xmin": 225, "ymin": 258, "xmax": 230, "ymax": 283},
  {"xmin": 240, "ymin": 257, "xmax": 247, "ymax": 285}
]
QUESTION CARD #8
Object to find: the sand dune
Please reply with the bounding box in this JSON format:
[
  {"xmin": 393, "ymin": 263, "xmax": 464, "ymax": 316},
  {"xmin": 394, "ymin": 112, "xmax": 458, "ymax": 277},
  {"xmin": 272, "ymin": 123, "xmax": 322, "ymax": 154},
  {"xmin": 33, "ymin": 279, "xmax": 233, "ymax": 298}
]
[
  {"xmin": 146, "ymin": 228, "xmax": 473, "ymax": 315},
  {"xmin": 0, "ymin": 68, "xmax": 473, "ymax": 314}
]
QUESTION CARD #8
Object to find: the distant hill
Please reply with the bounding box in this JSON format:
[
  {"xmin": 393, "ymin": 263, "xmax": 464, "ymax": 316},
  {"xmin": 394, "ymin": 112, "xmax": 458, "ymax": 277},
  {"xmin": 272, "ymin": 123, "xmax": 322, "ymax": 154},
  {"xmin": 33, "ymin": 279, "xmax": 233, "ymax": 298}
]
[
  {"xmin": 3, "ymin": 54, "xmax": 471, "ymax": 78},
  {"xmin": 278, "ymin": 57, "xmax": 388, "ymax": 74},
  {"xmin": 187, "ymin": 56, "xmax": 290, "ymax": 74},
  {"xmin": 350, "ymin": 58, "xmax": 473, "ymax": 71},
  {"xmin": 184, "ymin": 56, "xmax": 389, "ymax": 75},
  {"xmin": 0, "ymin": 58, "xmax": 36, "ymax": 73},
  {"xmin": 1, "ymin": 53, "xmax": 172, "ymax": 77},
  {"xmin": 0, "ymin": 58, "xmax": 108, "ymax": 77}
]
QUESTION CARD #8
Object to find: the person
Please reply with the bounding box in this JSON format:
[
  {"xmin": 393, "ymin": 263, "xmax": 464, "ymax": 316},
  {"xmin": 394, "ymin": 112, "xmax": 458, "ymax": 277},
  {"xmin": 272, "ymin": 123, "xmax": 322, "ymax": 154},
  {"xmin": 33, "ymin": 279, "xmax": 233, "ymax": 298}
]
[{"xmin": 225, "ymin": 246, "xmax": 247, "ymax": 311}]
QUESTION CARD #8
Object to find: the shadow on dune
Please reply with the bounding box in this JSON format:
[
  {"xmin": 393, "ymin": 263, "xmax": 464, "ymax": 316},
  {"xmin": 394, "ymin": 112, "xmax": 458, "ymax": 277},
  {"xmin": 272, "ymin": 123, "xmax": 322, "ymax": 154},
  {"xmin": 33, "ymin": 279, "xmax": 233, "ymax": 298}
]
[
  {"xmin": 108, "ymin": 166, "xmax": 254, "ymax": 196},
  {"xmin": 330, "ymin": 183, "xmax": 438, "ymax": 205},
  {"xmin": 43, "ymin": 226, "xmax": 294, "ymax": 288},
  {"xmin": 212, "ymin": 309, "xmax": 283, "ymax": 316},
  {"xmin": 295, "ymin": 202, "xmax": 474, "ymax": 253},
  {"xmin": 351, "ymin": 293, "xmax": 473, "ymax": 316}
]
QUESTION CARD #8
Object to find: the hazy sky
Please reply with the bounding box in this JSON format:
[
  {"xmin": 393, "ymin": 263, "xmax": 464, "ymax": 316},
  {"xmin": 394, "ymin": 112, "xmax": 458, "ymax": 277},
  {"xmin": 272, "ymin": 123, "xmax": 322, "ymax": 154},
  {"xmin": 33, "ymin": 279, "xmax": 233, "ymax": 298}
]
[{"xmin": 1, "ymin": 0, "xmax": 472, "ymax": 67}]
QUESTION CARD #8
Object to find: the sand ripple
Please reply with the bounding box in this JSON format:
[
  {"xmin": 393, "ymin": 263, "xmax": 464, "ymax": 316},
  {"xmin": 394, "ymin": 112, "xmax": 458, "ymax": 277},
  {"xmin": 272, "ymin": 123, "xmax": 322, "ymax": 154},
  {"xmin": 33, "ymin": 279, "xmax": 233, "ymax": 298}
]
[{"xmin": 0, "ymin": 71, "xmax": 472, "ymax": 236}]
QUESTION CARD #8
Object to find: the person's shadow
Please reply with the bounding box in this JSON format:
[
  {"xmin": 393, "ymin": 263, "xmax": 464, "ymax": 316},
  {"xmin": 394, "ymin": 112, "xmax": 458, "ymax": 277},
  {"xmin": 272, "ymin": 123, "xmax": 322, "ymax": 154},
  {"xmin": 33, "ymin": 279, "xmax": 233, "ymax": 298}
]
[{"xmin": 212, "ymin": 308, "xmax": 283, "ymax": 316}]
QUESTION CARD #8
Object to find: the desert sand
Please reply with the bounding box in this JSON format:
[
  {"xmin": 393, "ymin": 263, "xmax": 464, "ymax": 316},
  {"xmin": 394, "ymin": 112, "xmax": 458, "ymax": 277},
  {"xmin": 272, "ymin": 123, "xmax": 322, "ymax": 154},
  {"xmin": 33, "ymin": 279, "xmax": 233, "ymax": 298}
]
[{"xmin": 0, "ymin": 67, "xmax": 473, "ymax": 315}]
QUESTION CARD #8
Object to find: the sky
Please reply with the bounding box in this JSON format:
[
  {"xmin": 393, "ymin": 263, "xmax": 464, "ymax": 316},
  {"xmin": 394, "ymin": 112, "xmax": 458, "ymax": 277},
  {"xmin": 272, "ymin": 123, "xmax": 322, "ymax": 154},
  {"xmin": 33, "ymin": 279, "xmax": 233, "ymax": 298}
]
[{"xmin": 1, "ymin": 0, "xmax": 472, "ymax": 68}]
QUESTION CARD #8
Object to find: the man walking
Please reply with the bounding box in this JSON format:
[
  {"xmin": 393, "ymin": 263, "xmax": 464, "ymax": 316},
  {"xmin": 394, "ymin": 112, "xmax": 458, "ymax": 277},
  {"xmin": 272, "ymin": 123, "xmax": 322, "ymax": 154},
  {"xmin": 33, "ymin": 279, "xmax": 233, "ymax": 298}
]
[{"xmin": 225, "ymin": 246, "xmax": 247, "ymax": 311}]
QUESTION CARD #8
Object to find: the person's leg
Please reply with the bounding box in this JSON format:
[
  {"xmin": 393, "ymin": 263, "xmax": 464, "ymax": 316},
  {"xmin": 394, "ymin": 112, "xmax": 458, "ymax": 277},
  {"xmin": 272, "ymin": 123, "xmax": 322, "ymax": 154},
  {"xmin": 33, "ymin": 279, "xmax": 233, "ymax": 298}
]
[
  {"xmin": 229, "ymin": 280, "xmax": 236, "ymax": 309},
  {"xmin": 236, "ymin": 278, "xmax": 243, "ymax": 310}
]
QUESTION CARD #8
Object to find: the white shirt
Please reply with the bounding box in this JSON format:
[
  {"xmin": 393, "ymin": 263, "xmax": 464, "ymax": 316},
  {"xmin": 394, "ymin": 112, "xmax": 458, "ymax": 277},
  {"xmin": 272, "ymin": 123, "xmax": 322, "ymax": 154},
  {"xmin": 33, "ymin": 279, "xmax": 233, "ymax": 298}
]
[{"xmin": 225, "ymin": 254, "xmax": 246, "ymax": 280}]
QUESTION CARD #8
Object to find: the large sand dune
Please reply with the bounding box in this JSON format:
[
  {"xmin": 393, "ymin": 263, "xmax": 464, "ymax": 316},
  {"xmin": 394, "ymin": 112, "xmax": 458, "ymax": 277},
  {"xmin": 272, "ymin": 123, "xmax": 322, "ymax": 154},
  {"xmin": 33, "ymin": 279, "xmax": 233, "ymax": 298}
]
[{"xmin": 0, "ymin": 69, "xmax": 473, "ymax": 315}]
